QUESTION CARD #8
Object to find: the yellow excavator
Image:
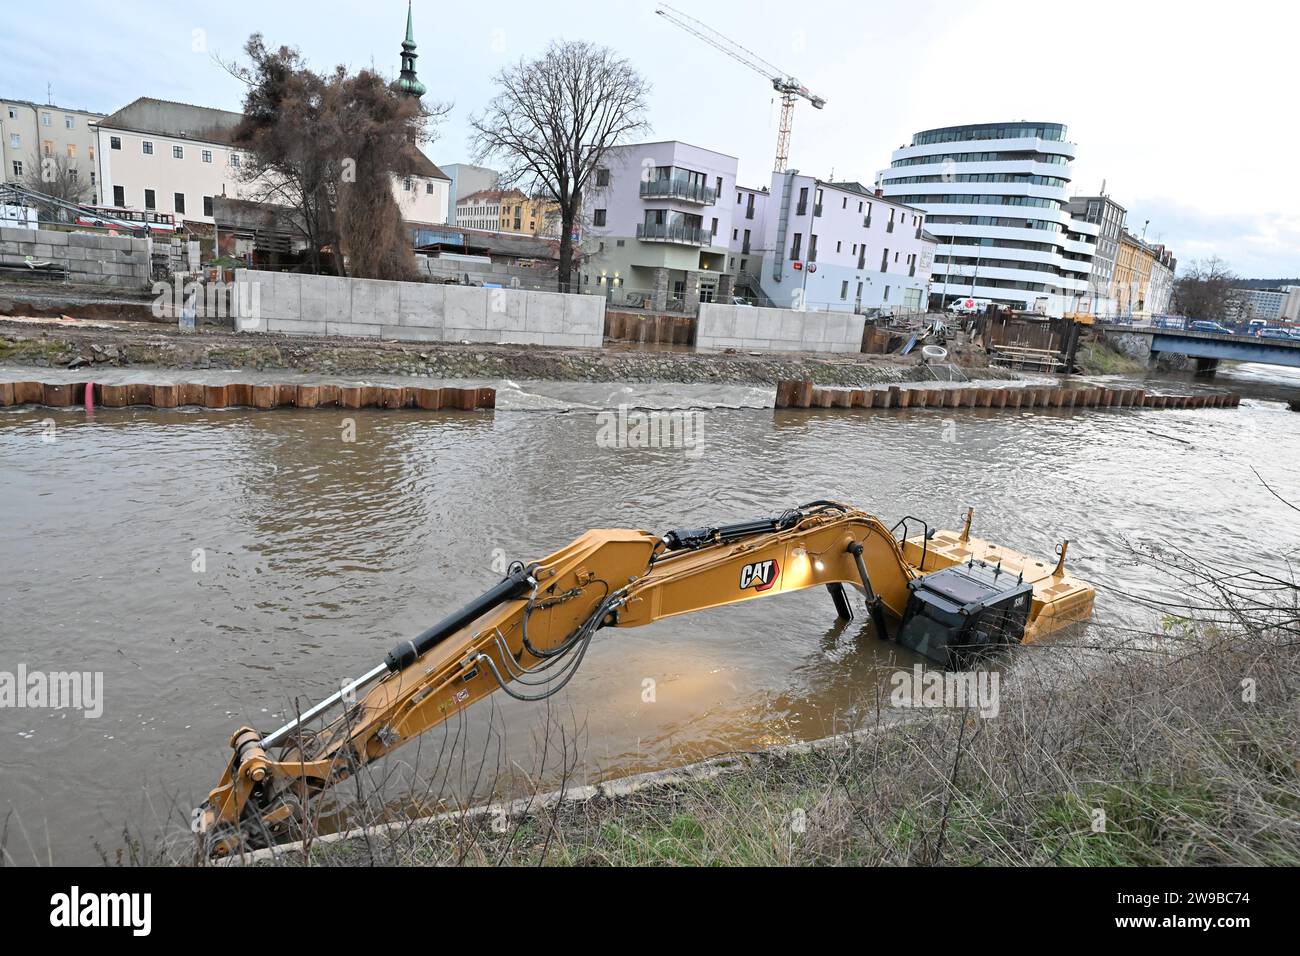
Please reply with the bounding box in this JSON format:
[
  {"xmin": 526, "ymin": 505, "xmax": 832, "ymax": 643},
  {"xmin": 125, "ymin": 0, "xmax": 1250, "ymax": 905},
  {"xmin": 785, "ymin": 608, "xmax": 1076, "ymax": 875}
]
[{"xmin": 195, "ymin": 501, "xmax": 1094, "ymax": 856}]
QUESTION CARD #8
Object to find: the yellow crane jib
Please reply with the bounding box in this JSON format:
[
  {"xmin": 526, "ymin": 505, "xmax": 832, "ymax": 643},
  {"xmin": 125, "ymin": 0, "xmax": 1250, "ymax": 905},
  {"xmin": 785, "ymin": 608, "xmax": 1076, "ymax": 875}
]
[{"xmin": 194, "ymin": 501, "xmax": 1094, "ymax": 856}]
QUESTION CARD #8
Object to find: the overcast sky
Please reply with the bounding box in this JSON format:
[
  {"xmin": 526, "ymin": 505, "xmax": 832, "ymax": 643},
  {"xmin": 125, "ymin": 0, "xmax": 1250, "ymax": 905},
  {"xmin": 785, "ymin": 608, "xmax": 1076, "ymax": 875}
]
[{"xmin": 4, "ymin": 0, "xmax": 1295, "ymax": 277}]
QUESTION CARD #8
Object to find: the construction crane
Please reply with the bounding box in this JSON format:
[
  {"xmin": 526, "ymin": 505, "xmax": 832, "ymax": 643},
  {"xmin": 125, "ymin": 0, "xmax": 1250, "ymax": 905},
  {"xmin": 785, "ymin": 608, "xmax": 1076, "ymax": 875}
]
[{"xmin": 655, "ymin": 4, "xmax": 826, "ymax": 172}]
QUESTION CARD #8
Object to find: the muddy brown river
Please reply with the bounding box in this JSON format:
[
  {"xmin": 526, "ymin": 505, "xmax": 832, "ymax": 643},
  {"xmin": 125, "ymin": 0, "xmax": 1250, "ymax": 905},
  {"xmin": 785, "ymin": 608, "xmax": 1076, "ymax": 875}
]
[{"xmin": 2, "ymin": 365, "xmax": 1297, "ymax": 863}]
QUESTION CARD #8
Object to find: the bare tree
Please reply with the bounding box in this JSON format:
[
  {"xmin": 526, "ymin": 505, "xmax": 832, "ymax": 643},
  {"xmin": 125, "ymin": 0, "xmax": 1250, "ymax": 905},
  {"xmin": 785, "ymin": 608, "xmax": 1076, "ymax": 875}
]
[
  {"xmin": 1174, "ymin": 256, "xmax": 1238, "ymax": 322},
  {"xmin": 21, "ymin": 151, "xmax": 92, "ymax": 222},
  {"xmin": 470, "ymin": 40, "xmax": 651, "ymax": 292}
]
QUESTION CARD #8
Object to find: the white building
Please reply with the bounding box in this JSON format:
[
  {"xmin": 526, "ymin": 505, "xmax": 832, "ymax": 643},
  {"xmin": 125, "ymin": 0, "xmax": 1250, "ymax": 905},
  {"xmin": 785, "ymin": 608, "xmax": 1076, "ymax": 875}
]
[
  {"xmin": 878, "ymin": 122, "xmax": 1099, "ymax": 317},
  {"xmin": 92, "ymin": 97, "xmax": 450, "ymax": 229},
  {"xmin": 441, "ymin": 163, "xmax": 499, "ymax": 225},
  {"xmin": 580, "ymin": 140, "xmax": 738, "ymax": 310},
  {"xmin": 727, "ymin": 174, "xmax": 936, "ymax": 314}
]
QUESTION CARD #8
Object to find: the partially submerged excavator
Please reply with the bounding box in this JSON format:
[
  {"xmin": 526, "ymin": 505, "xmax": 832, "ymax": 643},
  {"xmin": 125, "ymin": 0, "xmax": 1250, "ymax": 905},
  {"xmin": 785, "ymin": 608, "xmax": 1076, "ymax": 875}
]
[{"xmin": 195, "ymin": 501, "xmax": 1094, "ymax": 855}]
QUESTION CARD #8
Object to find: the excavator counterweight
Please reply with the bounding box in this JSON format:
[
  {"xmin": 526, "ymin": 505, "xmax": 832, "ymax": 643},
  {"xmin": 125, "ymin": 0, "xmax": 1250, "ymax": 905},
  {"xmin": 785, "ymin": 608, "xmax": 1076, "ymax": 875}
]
[{"xmin": 194, "ymin": 501, "xmax": 1093, "ymax": 857}]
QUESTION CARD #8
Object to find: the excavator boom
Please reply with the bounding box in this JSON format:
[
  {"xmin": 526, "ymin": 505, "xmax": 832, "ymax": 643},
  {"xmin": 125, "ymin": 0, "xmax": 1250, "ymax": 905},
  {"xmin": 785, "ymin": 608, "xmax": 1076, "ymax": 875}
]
[{"xmin": 195, "ymin": 501, "xmax": 1093, "ymax": 856}]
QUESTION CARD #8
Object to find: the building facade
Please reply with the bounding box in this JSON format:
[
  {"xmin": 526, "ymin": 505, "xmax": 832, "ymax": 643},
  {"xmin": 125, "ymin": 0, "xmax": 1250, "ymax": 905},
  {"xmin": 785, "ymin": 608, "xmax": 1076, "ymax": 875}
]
[
  {"xmin": 579, "ymin": 140, "xmax": 738, "ymax": 311},
  {"xmin": 1110, "ymin": 231, "xmax": 1177, "ymax": 319},
  {"xmin": 441, "ymin": 163, "xmax": 500, "ymax": 226},
  {"xmin": 878, "ymin": 122, "xmax": 1099, "ymax": 317},
  {"xmin": 727, "ymin": 174, "xmax": 935, "ymax": 314},
  {"xmin": 1066, "ymin": 193, "xmax": 1126, "ymax": 316},
  {"xmin": 92, "ymin": 97, "xmax": 449, "ymax": 229},
  {"xmin": 1, "ymin": 98, "xmax": 105, "ymax": 202},
  {"xmin": 456, "ymin": 188, "xmax": 560, "ymax": 237}
]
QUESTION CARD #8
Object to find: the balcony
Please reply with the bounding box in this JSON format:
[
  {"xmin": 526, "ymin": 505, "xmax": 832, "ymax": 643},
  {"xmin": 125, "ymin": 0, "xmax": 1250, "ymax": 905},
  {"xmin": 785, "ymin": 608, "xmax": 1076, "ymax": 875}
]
[
  {"xmin": 796, "ymin": 202, "xmax": 808, "ymax": 216},
  {"xmin": 813, "ymin": 203, "xmax": 823, "ymax": 217},
  {"xmin": 637, "ymin": 222, "xmax": 713, "ymax": 246},
  {"xmin": 639, "ymin": 179, "xmax": 717, "ymax": 205}
]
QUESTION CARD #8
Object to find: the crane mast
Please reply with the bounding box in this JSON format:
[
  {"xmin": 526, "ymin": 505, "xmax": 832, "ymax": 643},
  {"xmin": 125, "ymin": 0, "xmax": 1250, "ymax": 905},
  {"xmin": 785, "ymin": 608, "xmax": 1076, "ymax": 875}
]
[{"xmin": 655, "ymin": 4, "xmax": 826, "ymax": 172}]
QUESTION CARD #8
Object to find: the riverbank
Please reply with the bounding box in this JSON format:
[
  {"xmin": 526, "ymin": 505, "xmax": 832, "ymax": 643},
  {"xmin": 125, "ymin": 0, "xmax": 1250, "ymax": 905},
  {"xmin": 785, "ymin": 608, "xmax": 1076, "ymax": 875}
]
[
  {"xmin": 0, "ymin": 315, "xmax": 1018, "ymax": 388},
  {"xmin": 235, "ymin": 605, "xmax": 1298, "ymax": 867}
]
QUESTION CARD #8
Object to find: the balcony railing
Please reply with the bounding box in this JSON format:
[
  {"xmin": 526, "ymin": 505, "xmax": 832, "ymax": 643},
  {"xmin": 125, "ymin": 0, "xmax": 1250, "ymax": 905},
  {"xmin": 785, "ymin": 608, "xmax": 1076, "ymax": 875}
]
[
  {"xmin": 796, "ymin": 202, "xmax": 808, "ymax": 215},
  {"xmin": 813, "ymin": 203, "xmax": 823, "ymax": 217},
  {"xmin": 639, "ymin": 180, "xmax": 717, "ymax": 204},
  {"xmin": 637, "ymin": 222, "xmax": 713, "ymax": 246}
]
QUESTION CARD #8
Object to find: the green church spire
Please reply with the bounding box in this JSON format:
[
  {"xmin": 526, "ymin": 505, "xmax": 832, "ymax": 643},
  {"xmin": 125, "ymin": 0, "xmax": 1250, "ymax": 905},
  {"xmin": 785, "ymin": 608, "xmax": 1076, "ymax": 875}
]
[{"xmin": 395, "ymin": 1, "xmax": 427, "ymax": 98}]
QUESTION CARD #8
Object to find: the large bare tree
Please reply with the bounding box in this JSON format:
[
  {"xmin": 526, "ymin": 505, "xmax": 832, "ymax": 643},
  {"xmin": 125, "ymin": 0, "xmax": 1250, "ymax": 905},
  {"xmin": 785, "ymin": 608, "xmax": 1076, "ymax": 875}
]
[
  {"xmin": 470, "ymin": 40, "xmax": 651, "ymax": 292},
  {"xmin": 227, "ymin": 34, "xmax": 449, "ymax": 279},
  {"xmin": 1174, "ymin": 256, "xmax": 1238, "ymax": 321}
]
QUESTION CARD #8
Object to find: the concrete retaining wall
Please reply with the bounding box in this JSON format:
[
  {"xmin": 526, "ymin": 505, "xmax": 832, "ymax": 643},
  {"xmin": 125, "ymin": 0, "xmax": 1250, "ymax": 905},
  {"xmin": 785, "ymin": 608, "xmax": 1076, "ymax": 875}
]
[
  {"xmin": 234, "ymin": 269, "xmax": 604, "ymax": 347},
  {"xmin": 697, "ymin": 303, "xmax": 865, "ymax": 354},
  {"xmin": 0, "ymin": 226, "xmax": 152, "ymax": 287}
]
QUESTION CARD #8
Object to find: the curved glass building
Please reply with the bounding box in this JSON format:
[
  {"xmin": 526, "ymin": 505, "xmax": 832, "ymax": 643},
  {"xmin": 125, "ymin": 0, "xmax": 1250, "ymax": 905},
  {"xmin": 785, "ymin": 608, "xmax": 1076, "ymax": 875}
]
[{"xmin": 877, "ymin": 122, "xmax": 1099, "ymax": 316}]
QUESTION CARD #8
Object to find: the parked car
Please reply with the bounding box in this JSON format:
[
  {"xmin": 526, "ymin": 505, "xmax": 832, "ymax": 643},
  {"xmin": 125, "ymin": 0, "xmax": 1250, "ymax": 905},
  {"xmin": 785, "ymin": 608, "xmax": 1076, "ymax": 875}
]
[
  {"xmin": 1189, "ymin": 320, "xmax": 1234, "ymax": 334},
  {"xmin": 729, "ymin": 296, "xmax": 754, "ymax": 307}
]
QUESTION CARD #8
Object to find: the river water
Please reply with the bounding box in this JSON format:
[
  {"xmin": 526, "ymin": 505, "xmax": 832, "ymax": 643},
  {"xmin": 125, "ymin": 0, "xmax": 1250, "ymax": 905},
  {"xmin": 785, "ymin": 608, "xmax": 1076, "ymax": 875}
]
[{"xmin": 2, "ymin": 365, "xmax": 1298, "ymax": 863}]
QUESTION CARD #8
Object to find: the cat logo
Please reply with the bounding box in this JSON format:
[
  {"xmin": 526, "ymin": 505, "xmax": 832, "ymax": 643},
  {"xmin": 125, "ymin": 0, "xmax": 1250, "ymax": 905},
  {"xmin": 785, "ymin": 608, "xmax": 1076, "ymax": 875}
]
[{"xmin": 739, "ymin": 559, "xmax": 780, "ymax": 592}]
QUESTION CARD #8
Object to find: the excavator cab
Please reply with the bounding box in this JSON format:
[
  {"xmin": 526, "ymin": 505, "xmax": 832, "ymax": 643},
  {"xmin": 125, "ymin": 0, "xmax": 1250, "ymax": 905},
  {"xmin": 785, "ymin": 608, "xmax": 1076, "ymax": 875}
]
[{"xmin": 895, "ymin": 559, "xmax": 1033, "ymax": 667}]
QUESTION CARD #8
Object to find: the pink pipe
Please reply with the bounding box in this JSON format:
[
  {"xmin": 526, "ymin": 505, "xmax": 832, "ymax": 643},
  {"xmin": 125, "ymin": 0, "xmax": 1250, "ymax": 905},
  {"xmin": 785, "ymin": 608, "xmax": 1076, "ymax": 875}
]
[{"xmin": 85, "ymin": 381, "xmax": 95, "ymax": 412}]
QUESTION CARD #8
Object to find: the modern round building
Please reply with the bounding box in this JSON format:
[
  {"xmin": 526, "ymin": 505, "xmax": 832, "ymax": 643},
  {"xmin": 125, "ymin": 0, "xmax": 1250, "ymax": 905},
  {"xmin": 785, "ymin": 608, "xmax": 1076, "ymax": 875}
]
[{"xmin": 877, "ymin": 122, "xmax": 1099, "ymax": 316}]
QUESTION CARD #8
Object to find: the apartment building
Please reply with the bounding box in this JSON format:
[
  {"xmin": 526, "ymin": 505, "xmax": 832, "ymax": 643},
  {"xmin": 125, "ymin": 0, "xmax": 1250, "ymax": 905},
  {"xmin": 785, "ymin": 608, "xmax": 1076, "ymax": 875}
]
[
  {"xmin": 727, "ymin": 174, "xmax": 935, "ymax": 314},
  {"xmin": 1, "ymin": 97, "xmax": 105, "ymax": 201},
  {"xmin": 1111, "ymin": 230, "xmax": 1178, "ymax": 319},
  {"xmin": 442, "ymin": 163, "xmax": 499, "ymax": 225},
  {"xmin": 93, "ymin": 97, "xmax": 450, "ymax": 228},
  {"xmin": 456, "ymin": 188, "xmax": 560, "ymax": 237},
  {"xmin": 1066, "ymin": 193, "xmax": 1126, "ymax": 316},
  {"xmin": 580, "ymin": 140, "xmax": 738, "ymax": 311}
]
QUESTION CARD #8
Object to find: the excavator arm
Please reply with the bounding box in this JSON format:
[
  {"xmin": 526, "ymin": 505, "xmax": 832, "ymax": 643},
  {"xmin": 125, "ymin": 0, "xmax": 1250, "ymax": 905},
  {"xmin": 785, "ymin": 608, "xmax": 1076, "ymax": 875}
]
[{"xmin": 195, "ymin": 501, "xmax": 1092, "ymax": 856}]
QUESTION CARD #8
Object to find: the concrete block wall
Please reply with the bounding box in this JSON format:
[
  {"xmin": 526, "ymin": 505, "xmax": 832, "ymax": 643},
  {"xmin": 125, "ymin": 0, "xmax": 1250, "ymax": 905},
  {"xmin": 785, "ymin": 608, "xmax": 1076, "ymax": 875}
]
[
  {"xmin": 0, "ymin": 226, "xmax": 152, "ymax": 287},
  {"xmin": 696, "ymin": 303, "xmax": 865, "ymax": 354},
  {"xmin": 234, "ymin": 269, "xmax": 604, "ymax": 347}
]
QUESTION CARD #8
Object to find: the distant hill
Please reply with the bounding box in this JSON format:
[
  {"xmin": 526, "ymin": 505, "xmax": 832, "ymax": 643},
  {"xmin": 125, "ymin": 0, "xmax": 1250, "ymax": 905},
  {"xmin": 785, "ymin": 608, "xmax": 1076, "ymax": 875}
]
[{"xmin": 1235, "ymin": 278, "xmax": 1300, "ymax": 289}]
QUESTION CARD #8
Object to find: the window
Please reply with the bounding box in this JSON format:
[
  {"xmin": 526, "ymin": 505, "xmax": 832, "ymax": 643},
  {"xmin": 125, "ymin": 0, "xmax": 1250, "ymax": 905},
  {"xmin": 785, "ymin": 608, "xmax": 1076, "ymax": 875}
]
[
  {"xmin": 737, "ymin": 192, "xmax": 742, "ymax": 204},
  {"xmin": 425, "ymin": 182, "xmax": 433, "ymax": 194},
  {"xmin": 12, "ymin": 160, "xmax": 22, "ymax": 177},
  {"xmin": 42, "ymin": 140, "xmax": 52, "ymax": 157},
  {"xmin": 172, "ymin": 145, "xmax": 184, "ymax": 159},
  {"xmin": 808, "ymin": 234, "xmax": 818, "ymax": 262},
  {"xmin": 732, "ymin": 228, "xmax": 738, "ymax": 240},
  {"xmin": 66, "ymin": 144, "xmax": 76, "ymax": 158},
  {"xmin": 842, "ymin": 197, "xmax": 847, "ymax": 209},
  {"xmin": 144, "ymin": 189, "xmax": 156, "ymax": 210},
  {"xmin": 836, "ymin": 240, "xmax": 842, "ymax": 253},
  {"xmin": 174, "ymin": 193, "xmax": 185, "ymax": 214},
  {"xmin": 90, "ymin": 171, "xmax": 95, "ymax": 185},
  {"xmin": 710, "ymin": 217, "xmax": 718, "ymax": 235},
  {"xmin": 790, "ymin": 232, "xmax": 802, "ymax": 260},
  {"xmin": 110, "ymin": 136, "xmax": 121, "ymax": 150},
  {"xmin": 201, "ymin": 149, "xmax": 212, "ymax": 163},
  {"xmin": 142, "ymin": 140, "xmax": 154, "ymax": 155},
  {"xmin": 65, "ymin": 115, "xmax": 75, "ymax": 129},
  {"xmin": 230, "ymin": 153, "xmax": 240, "ymax": 168},
  {"xmin": 113, "ymin": 185, "xmax": 124, "ymax": 206},
  {"xmin": 41, "ymin": 112, "xmax": 51, "ymax": 126},
  {"xmin": 403, "ymin": 177, "xmax": 413, "ymax": 191},
  {"xmin": 7, "ymin": 133, "xmax": 17, "ymax": 148},
  {"xmin": 840, "ymin": 280, "xmax": 849, "ymax": 300},
  {"xmin": 881, "ymin": 248, "xmax": 889, "ymax": 272},
  {"xmin": 69, "ymin": 169, "xmax": 78, "ymax": 182},
  {"xmin": 5, "ymin": 108, "xmax": 13, "ymax": 119},
  {"xmin": 203, "ymin": 196, "xmax": 214, "ymax": 217},
  {"xmin": 593, "ymin": 208, "xmax": 607, "ymax": 226},
  {"xmin": 595, "ymin": 168, "xmax": 610, "ymax": 187}
]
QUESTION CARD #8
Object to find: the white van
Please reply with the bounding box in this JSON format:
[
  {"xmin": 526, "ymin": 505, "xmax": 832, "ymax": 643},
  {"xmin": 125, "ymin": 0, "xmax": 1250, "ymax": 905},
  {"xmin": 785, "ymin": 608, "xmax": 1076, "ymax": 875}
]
[{"xmin": 947, "ymin": 297, "xmax": 991, "ymax": 315}]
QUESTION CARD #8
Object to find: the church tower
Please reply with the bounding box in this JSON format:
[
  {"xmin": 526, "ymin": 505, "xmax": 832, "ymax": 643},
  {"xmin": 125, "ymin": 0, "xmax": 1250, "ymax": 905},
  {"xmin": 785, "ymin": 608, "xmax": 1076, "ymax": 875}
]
[{"xmin": 394, "ymin": 1, "xmax": 427, "ymax": 98}]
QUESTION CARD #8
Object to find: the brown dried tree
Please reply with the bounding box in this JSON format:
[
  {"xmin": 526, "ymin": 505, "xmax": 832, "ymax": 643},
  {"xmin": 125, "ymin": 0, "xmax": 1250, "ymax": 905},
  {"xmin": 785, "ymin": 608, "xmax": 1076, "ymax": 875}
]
[{"xmin": 470, "ymin": 40, "xmax": 651, "ymax": 292}]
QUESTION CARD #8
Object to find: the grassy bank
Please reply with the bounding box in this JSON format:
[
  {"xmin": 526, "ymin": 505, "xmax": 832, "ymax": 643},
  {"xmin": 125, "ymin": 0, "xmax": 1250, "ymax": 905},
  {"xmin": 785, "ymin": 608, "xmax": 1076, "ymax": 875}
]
[
  {"xmin": 254, "ymin": 608, "xmax": 1298, "ymax": 867},
  {"xmin": 1075, "ymin": 338, "xmax": 1147, "ymax": 375}
]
